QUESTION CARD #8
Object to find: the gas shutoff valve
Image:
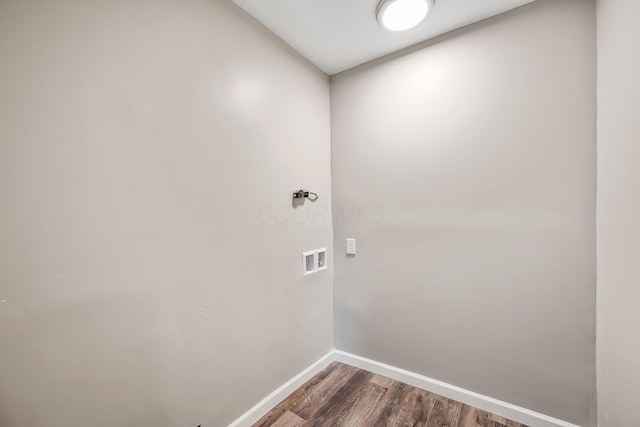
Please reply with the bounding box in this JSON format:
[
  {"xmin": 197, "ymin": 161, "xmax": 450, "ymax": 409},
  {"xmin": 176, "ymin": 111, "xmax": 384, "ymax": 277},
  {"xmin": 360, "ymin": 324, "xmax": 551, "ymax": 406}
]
[{"xmin": 293, "ymin": 189, "xmax": 318, "ymax": 200}]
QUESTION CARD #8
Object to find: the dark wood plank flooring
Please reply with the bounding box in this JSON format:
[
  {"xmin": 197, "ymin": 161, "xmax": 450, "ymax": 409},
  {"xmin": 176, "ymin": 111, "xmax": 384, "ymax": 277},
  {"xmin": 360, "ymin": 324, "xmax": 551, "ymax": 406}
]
[{"xmin": 254, "ymin": 362, "xmax": 527, "ymax": 427}]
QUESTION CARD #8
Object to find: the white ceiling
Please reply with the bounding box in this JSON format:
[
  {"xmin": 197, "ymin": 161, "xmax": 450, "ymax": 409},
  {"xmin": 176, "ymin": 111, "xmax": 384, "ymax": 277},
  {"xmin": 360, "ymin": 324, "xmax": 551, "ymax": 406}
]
[{"xmin": 233, "ymin": 0, "xmax": 536, "ymax": 75}]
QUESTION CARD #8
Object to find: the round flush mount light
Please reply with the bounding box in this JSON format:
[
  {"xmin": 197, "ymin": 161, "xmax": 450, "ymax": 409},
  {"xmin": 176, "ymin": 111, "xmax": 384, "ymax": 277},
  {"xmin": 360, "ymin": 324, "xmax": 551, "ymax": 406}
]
[{"xmin": 376, "ymin": 0, "xmax": 434, "ymax": 32}]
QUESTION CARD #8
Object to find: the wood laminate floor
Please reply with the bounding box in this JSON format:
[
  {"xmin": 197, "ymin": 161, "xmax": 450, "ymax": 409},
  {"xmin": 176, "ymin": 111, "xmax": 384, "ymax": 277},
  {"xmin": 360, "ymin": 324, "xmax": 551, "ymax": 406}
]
[{"xmin": 254, "ymin": 362, "xmax": 527, "ymax": 427}]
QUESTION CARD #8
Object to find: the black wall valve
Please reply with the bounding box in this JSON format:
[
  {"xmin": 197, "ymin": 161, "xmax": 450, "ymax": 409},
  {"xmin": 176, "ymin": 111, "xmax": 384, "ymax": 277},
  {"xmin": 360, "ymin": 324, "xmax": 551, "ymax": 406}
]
[{"xmin": 293, "ymin": 189, "xmax": 318, "ymax": 200}]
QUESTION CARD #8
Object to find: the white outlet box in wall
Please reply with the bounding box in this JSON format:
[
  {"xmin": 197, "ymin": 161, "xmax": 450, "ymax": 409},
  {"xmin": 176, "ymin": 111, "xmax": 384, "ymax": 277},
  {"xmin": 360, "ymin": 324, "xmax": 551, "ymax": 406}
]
[
  {"xmin": 317, "ymin": 248, "xmax": 327, "ymax": 271},
  {"xmin": 302, "ymin": 250, "xmax": 316, "ymax": 276},
  {"xmin": 302, "ymin": 248, "xmax": 328, "ymax": 276}
]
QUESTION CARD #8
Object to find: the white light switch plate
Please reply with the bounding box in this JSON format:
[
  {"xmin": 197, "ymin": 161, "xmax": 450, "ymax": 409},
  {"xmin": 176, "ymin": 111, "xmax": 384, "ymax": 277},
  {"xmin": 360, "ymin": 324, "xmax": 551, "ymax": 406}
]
[{"xmin": 346, "ymin": 238, "xmax": 356, "ymax": 255}]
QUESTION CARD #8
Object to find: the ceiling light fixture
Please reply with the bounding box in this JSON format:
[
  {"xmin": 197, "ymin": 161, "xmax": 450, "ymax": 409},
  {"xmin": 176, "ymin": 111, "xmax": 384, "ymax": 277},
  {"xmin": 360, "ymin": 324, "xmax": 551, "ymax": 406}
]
[{"xmin": 376, "ymin": 0, "xmax": 434, "ymax": 33}]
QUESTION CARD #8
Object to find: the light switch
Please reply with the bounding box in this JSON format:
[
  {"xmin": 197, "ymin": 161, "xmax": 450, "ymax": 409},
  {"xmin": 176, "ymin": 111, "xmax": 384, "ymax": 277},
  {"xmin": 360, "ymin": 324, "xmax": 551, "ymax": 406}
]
[{"xmin": 346, "ymin": 238, "xmax": 356, "ymax": 255}]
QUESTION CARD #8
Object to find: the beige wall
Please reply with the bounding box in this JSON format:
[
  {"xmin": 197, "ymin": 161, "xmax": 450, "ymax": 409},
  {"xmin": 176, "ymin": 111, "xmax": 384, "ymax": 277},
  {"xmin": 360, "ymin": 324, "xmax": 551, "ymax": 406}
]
[
  {"xmin": 0, "ymin": 0, "xmax": 333, "ymax": 426},
  {"xmin": 597, "ymin": 0, "xmax": 640, "ymax": 425},
  {"xmin": 331, "ymin": 1, "xmax": 597, "ymax": 425}
]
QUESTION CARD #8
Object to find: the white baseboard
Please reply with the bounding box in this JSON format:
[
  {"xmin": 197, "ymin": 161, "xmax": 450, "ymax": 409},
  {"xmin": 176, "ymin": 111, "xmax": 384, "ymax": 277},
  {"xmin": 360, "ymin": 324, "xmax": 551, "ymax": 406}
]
[
  {"xmin": 228, "ymin": 349, "xmax": 582, "ymax": 427},
  {"xmin": 227, "ymin": 350, "xmax": 335, "ymax": 427},
  {"xmin": 334, "ymin": 350, "xmax": 582, "ymax": 427}
]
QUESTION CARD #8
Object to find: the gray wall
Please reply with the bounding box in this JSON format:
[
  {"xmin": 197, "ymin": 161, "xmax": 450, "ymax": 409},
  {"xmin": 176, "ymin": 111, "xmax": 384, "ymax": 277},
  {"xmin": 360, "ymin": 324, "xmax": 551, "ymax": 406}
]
[
  {"xmin": 0, "ymin": 0, "xmax": 333, "ymax": 426},
  {"xmin": 597, "ymin": 0, "xmax": 640, "ymax": 425},
  {"xmin": 331, "ymin": 1, "xmax": 597, "ymax": 425}
]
